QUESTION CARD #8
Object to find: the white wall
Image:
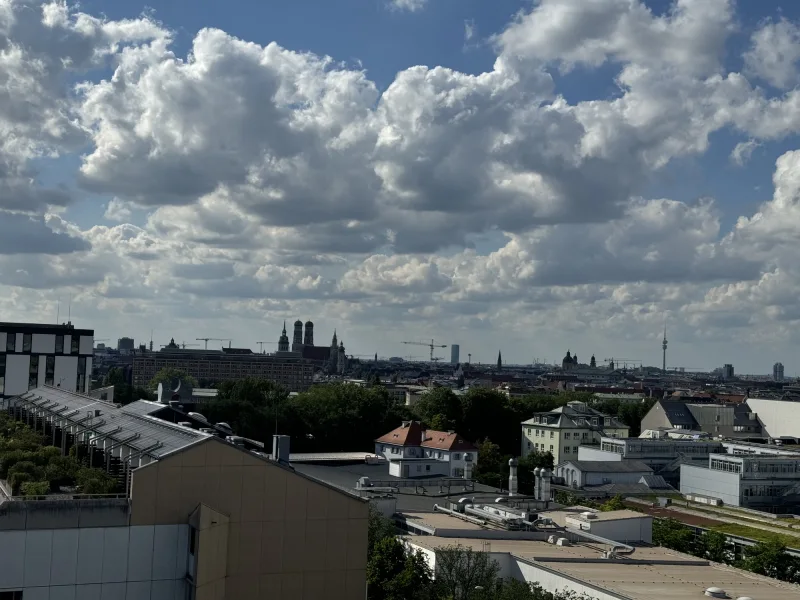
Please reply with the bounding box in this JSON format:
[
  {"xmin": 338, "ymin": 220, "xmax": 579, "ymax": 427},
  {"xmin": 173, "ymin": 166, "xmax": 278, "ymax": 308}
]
[
  {"xmin": 680, "ymin": 464, "xmax": 741, "ymax": 506},
  {"xmin": 0, "ymin": 524, "xmax": 188, "ymax": 600},
  {"xmin": 4, "ymin": 354, "xmax": 31, "ymax": 396},
  {"xmin": 577, "ymin": 447, "xmax": 623, "ymax": 462},
  {"xmin": 54, "ymin": 356, "xmax": 78, "ymax": 392},
  {"xmin": 79, "ymin": 335, "xmax": 94, "ymax": 356},
  {"xmin": 32, "ymin": 334, "xmax": 56, "ymax": 354},
  {"xmin": 584, "ymin": 471, "xmax": 650, "ymax": 486},
  {"xmin": 587, "ymin": 517, "xmax": 653, "ymax": 544},
  {"xmin": 746, "ymin": 398, "xmax": 800, "ymax": 439}
]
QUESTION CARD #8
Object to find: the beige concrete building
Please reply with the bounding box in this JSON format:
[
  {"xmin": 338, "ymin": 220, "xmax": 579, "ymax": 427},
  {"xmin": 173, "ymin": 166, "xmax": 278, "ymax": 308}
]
[{"xmin": 0, "ymin": 386, "xmax": 368, "ymax": 600}]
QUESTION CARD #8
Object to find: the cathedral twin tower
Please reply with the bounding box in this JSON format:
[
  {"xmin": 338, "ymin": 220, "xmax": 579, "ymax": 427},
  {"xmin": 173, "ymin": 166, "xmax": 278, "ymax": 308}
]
[{"xmin": 278, "ymin": 320, "xmax": 313, "ymax": 352}]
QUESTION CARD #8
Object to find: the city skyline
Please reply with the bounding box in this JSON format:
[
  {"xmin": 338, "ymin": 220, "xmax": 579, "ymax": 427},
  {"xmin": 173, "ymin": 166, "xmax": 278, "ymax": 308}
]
[{"xmin": 4, "ymin": 1, "xmax": 800, "ymax": 375}]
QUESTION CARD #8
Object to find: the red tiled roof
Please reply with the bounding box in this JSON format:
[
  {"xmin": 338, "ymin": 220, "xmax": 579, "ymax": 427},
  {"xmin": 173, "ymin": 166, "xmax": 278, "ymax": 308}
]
[{"xmin": 375, "ymin": 421, "xmax": 476, "ymax": 451}]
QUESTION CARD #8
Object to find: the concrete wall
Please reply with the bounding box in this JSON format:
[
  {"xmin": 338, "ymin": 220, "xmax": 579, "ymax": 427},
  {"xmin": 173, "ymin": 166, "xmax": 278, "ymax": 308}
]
[
  {"xmin": 680, "ymin": 465, "xmax": 741, "ymax": 506},
  {"xmin": 746, "ymin": 398, "xmax": 800, "ymax": 439},
  {"xmin": 583, "ymin": 471, "xmax": 650, "ymax": 486},
  {"xmin": 4, "ymin": 354, "xmax": 30, "ymax": 396},
  {"xmin": 53, "ymin": 356, "xmax": 78, "ymax": 393},
  {"xmin": 577, "ymin": 447, "xmax": 623, "ymax": 462},
  {"xmin": 587, "ymin": 518, "xmax": 653, "ymax": 544},
  {"xmin": 0, "ymin": 524, "xmax": 188, "ymax": 599},
  {"xmin": 130, "ymin": 437, "xmax": 369, "ymax": 600}
]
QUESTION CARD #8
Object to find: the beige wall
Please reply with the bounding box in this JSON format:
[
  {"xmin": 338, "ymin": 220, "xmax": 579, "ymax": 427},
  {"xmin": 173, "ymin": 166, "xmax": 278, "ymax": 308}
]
[{"xmin": 130, "ymin": 437, "xmax": 369, "ymax": 600}]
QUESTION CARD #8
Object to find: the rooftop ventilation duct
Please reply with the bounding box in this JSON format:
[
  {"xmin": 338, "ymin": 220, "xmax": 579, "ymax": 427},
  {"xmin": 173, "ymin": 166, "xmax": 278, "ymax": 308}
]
[{"xmin": 704, "ymin": 588, "xmax": 727, "ymax": 598}]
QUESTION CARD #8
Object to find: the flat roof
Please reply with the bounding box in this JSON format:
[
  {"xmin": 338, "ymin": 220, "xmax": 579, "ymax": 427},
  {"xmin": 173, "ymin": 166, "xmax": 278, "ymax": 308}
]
[
  {"xmin": 0, "ymin": 322, "xmax": 94, "ymax": 335},
  {"xmin": 399, "ymin": 511, "xmax": 488, "ymax": 532},
  {"xmin": 405, "ymin": 537, "xmax": 800, "ymax": 600},
  {"xmin": 289, "ymin": 452, "xmax": 384, "ymax": 463}
]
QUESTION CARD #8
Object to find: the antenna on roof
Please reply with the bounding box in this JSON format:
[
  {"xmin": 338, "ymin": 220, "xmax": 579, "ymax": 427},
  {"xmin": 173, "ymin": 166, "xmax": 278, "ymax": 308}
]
[
  {"xmin": 67, "ymin": 296, "xmax": 71, "ymax": 324},
  {"xmin": 56, "ymin": 297, "xmax": 60, "ymax": 324}
]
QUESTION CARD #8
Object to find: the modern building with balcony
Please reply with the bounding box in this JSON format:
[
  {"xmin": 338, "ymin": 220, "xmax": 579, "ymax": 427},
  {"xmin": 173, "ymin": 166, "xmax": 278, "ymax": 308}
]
[
  {"xmin": 681, "ymin": 453, "xmax": 800, "ymax": 511},
  {"xmin": 521, "ymin": 401, "xmax": 629, "ymax": 465},
  {"xmin": 0, "ymin": 386, "xmax": 369, "ymax": 599}
]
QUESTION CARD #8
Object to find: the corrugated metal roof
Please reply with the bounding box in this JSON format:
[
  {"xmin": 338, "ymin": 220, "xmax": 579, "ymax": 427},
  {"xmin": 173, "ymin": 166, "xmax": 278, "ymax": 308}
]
[
  {"xmin": 14, "ymin": 387, "xmax": 208, "ymax": 460},
  {"xmin": 559, "ymin": 460, "xmax": 653, "ymax": 473}
]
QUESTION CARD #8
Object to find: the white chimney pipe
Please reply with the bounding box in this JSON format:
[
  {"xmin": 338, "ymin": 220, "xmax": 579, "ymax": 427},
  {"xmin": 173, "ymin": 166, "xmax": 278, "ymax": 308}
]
[{"xmin": 508, "ymin": 458, "xmax": 519, "ymax": 496}]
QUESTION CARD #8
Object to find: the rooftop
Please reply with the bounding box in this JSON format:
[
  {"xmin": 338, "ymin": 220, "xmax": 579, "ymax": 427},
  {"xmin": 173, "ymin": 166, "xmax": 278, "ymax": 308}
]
[
  {"xmin": 405, "ymin": 536, "xmax": 800, "ymax": 600},
  {"xmin": 13, "ymin": 387, "xmax": 209, "ymax": 460},
  {"xmin": 558, "ymin": 460, "xmax": 653, "ymax": 473},
  {"xmin": 375, "ymin": 421, "xmax": 477, "ymax": 451}
]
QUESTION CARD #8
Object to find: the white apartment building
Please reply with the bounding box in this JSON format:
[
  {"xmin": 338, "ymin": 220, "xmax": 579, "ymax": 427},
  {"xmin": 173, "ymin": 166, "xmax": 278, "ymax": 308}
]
[
  {"xmin": 374, "ymin": 421, "xmax": 477, "ymax": 479},
  {"xmin": 0, "ymin": 322, "xmax": 94, "ymax": 399},
  {"xmin": 521, "ymin": 401, "xmax": 629, "ymax": 464}
]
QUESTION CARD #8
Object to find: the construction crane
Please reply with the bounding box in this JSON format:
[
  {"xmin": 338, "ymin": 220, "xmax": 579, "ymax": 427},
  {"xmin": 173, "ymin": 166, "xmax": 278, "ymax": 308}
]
[
  {"xmin": 196, "ymin": 337, "xmax": 232, "ymax": 350},
  {"xmin": 604, "ymin": 358, "xmax": 642, "ymax": 370},
  {"xmin": 256, "ymin": 341, "xmax": 278, "ymax": 353},
  {"xmin": 161, "ymin": 342, "xmax": 199, "ymax": 349},
  {"xmin": 402, "ymin": 339, "xmax": 447, "ymax": 362}
]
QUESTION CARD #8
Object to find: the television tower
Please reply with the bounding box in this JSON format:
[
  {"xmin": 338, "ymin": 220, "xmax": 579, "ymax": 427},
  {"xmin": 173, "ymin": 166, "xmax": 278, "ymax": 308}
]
[{"xmin": 661, "ymin": 323, "xmax": 668, "ymax": 372}]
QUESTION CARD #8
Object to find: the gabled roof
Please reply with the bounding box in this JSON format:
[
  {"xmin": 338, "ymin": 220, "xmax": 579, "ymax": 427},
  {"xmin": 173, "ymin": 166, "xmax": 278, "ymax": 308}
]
[
  {"xmin": 375, "ymin": 421, "xmax": 477, "ymax": 451},
  {"xmin": 558, "ymin": 460, "xmax": 653, "ymax": 473}
]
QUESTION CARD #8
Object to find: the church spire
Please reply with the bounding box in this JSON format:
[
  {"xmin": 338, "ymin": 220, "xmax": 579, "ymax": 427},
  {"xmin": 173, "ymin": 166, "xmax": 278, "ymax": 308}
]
[{"xmin": 497, "ymin": 351, "xmax": 502, "ymax": 370}]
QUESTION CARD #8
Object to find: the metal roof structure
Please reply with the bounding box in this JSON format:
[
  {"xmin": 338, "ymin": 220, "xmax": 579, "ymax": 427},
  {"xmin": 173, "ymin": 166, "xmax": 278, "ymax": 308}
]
[{"xmin": 12, "ymin": 387, "xmax": 209, "ymax": 461}]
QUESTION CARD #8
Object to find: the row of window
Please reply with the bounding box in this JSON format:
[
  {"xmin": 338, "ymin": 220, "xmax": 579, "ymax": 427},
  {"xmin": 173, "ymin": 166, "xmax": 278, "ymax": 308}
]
[
  {"xmin": 4, "ymin": 334, "xmax": 79, "ymax": 355},
  {"xmin": 381, "ymin": 445, "xmax": 473, "ymax": 461},
  {"xmin": 526, "ymin": 428, "xmax": 594, "ymax": 440}
]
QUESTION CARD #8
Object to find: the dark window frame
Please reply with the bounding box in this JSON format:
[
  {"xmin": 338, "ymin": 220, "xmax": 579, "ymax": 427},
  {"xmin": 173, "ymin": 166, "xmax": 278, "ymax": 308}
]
[{"xmin": 55, "ymin": 335, "xmax": 64, "ymax": 354}]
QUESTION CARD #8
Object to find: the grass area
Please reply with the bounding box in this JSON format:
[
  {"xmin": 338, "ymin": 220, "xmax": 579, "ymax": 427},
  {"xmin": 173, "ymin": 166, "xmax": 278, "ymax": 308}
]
[
  {"xmin": 683, "ymin": 502, "xmax": 800, "ymax": 530},
  {"xmin": 710, "ymin": 522, "xmax": 800, "ymax": 548}
]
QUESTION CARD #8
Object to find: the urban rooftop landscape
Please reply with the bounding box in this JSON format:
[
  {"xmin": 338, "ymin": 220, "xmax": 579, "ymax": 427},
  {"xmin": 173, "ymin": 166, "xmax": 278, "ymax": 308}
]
[{"xmin": 4, "ymin": 1, "xmax": 800, "ymax": 599}]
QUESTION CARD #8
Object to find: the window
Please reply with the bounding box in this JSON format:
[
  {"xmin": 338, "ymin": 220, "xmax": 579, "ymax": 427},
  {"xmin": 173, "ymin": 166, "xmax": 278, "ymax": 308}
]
[
  {"xmin": 592, "ymin": 417, "xmax": 598, "ymax": 426},
  {"xmin": 464, "ymin": 453, "xmax": 473, "ymax": 462},
  {"xmin": 6, "ymin": 335, "xmax": 15, "ymax": 353},
  {"xmin": 70, "ymin": 335, "xmax": 79, "ymax": 354},
  {"xmin": 0, "ymin": 592, "xmax": 23, "ymax": 600},
  {"xmin": 582, "ymin": 432, "xmax": 589, "ymax": 439},
  {"xmin": 564, "ymin": 432, "xmax": 570, "ymax": 439},
  {"xmin": 77, "ymin": 357, "xmax": 87, "ymax": 393},
  {"xmin": 189, "ymin": 527, "xmax": 197, "ymax": 556},
  {"xmin": 550, "ymin": 431, "xmax": 554, "ymax": 439},
  {"xmin": 550, "ymin": 445, "xmax": 553, "ymax": 451},
  {"xmin": 425, "ymin": 465, "xmax": 430, "ymax": 471},
  {"xmin": 453, "ymin": 453, "xmax": 460, "ymax": 460},
  {"xmin": 527, "ymin": 442, "xmax": 531, "ymax": 449},
  {"xmin": 0, "ymin": 354, "xmax": 5, "ymax": 396},
  {"xmin": 45, "ymin": 356, "xmax": 54, "ymax": 386},
  {"xmin": 605, "ymin": 417, "xmax": 611, "ymax": 426},
  {"xmin": 28, "ymin": 355, "xmax": 39, "ymax": 390},
  {"xmin": 55, "ymin": 335, "xmax": 64, "ymax": 354},
  {"xmin": 22, "ymin": 334, "xmax": 31, "ymax": 352}
]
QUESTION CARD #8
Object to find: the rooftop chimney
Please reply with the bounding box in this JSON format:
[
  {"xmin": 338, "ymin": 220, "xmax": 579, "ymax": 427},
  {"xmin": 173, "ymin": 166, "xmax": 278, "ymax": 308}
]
[
  {"xmin": 272, "ymin": 434, "xmax": 290, "ymax": 464},
  {"xmin": 508, "ymin": 458, "xmax": 519, "ymax": 496}
]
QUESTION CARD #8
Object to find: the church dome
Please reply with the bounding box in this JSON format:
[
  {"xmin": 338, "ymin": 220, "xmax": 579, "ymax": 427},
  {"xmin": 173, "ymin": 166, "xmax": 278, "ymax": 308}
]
[
  {"xmin": 294, "ymin": 319, "xmax": 303, "ymax": 326},
  {"xmin": 564, "ymin": 351, "xmax": 572, "ymax": 361},
  {"xmin": 305, "ymin": 320, "xmax": 313, "ymax": 327}
]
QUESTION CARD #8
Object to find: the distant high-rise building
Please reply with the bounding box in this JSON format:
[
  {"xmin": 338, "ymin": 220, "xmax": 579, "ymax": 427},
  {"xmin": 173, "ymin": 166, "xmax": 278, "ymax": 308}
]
[
  {"xmin": 774, "ymin": 362, "xmax": 785, "ymax": 382},
  {"xmin": 117, "ymin": 337, "xmax": 135, "ymax": 352},
  {"xmin": 451, "ymin": 344, "xmax": 460, "ymax": 364},
  {"xmin": 722, "ymin": 364, "xmax": 735, "ymax": 381}
]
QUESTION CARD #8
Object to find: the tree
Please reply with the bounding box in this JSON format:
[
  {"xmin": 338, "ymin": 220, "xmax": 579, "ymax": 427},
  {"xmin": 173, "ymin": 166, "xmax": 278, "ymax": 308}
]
[
  {"xmin": 472, "ymin": 439, "xmax": 509, "ymax": 489},
  {"xmin": 459, "ymin": 388, "xmax": 514, "ymax": 455},
  {"xmin": 434, "ymin": 545, "xmax": 500, "ymax": 600},
  {"xmin": 599, "ymin": 495, "xmax": 626, "ymax": 512},
  {"xmin": 739, "ymin": 537, "xmax": 800, "ymax": 583},
  {"xmin": 76, "ymin": 467, "xmax": 118, "ymax": 494},
  {"xmin": 413, "ymin": 387, "xmax": 463, "ymax": 431},
  {"xmin": 697, "ymin": 530, "xmax": 731, "ymax": 564},
  {"xmin": 367, "ymin": 537, "xmax": 433, "ymax": 600},
  {"xmin": 368, "ymin": 507, "xmax": 397, "ymax": 554},
  {"xmin": 203, "ymin": 378, "xmax": 290, "ymax": 442},
  {"xmin": 652, "ymin": 518, "xmax": 696, "ymax": 554},
  {"xmin": 8, "ymin": 461, "xmax": 45, "ymax": 494},
  {"xmin": 148, "ymin": 367, "xmax": 198, "ymax": 392},
  {"xmin": 20, "ymin": 481, "xmax": 50, "ymax": 496}
]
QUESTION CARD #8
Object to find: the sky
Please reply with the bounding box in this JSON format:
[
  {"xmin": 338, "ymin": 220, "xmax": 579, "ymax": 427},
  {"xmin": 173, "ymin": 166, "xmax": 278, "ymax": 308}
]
[{"xmin": 4, "ymin": 0, "xmax": 800, "ymax": 374}]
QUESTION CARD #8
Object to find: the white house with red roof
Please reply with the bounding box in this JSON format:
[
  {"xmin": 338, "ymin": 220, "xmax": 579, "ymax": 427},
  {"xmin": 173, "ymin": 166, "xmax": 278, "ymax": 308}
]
[{"xmin": 374, "ymin": 420, "xmax": 478, "ymax": 479}]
